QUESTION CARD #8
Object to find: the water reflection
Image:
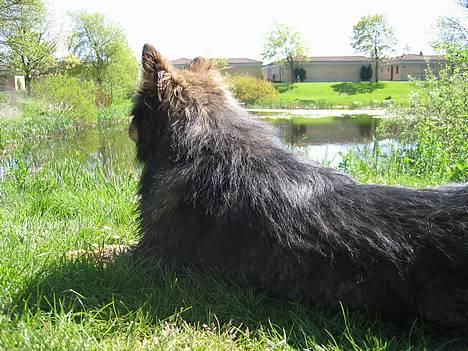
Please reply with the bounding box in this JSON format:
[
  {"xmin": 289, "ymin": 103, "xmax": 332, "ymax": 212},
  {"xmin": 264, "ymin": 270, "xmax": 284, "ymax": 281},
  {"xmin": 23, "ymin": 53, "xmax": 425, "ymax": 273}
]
[
  {"xmin": 0, "ymin": 115, "xmax": 386, "ymax": 179},
  {"xmin": 273, "ymin": 116, "xmax": 379, "ymax": 146},
  {"xmin": 268, "ymin": 115, "xmax": 381, "ymax": 165}
]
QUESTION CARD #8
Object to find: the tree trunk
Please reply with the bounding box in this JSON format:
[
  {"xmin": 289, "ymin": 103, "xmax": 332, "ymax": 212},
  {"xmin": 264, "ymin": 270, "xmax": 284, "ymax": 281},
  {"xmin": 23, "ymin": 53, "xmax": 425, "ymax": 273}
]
[
  {"xmin": 289, "ymin": 60, "xmax": 295, "ymax": 83},
  {"xmin": 375, "ymin": 59, "xmax": 379, "ymax": 82},
  {"xmin": 25, "ymin": 74, "xmax": 32, "ymax": 96}
]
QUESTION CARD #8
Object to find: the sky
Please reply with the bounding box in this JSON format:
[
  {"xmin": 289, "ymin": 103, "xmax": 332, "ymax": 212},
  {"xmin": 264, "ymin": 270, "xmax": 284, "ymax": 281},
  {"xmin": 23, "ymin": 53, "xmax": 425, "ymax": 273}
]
[{"xmin": 46, "ymin": 0, "xmax": 464, "ymax": 62}]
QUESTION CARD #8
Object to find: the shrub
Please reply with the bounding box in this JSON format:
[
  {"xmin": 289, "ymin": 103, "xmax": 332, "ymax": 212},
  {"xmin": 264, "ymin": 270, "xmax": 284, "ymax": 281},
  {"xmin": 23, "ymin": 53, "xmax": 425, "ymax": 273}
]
[
  {"xmin": 226, "ymin": 76, "xmax": 278, "ymax": 105},
  {"xmin": 366, "ymin": 64, "xmax": 373, "ymax": 80},
  {"xmin": 32, "ymin": 75, "xmax": 98, "ymax": 124},
  {"xmin": 293, "ymin": 67, "xmax": 306, "ymax": 82},
  {"xmin": 384, "ymin": 48, "xmax": 467, "ymax": 181},
  {"xmin": 342, "ymin": 47, "xmax": 468, "ymax": 184},
  {"xmin": 360, "ymin": 65, "xmax": 373, "ymax": 81},
  {"xmin": 360, "ymin": 66, "xmax": 367, "ymax": 81}
]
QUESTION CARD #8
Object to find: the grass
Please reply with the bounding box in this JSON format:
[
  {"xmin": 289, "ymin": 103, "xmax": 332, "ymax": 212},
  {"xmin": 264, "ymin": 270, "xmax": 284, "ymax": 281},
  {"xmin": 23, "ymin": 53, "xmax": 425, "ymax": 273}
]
[
  {"xmin": 1, "ymin": 109, "xmax": 467, "ymax": 349},
  {"xmin": 257, "ymin": 81, "xmax": 417, "ymax": 109},
  {"xmin": 0, "ymin": 93, "xmax": 131, "ymax": 151},
  {"xmin": 2, "ymin": 145, "xmax": 467, "ymax": 350}
]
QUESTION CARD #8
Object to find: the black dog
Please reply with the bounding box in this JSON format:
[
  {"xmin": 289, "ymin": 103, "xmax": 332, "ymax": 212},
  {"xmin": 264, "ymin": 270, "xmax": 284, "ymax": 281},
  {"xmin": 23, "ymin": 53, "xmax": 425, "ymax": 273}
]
[{"xmin": 129, "ymin": 44, "xmax": 468, "ymax": 330}]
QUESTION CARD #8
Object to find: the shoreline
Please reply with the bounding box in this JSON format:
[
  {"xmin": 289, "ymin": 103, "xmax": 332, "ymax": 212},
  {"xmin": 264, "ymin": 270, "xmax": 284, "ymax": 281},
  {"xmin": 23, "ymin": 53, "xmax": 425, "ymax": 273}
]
[{"xmin": 247, "ymin": 108, "xmax": 387, "ymax": 118}]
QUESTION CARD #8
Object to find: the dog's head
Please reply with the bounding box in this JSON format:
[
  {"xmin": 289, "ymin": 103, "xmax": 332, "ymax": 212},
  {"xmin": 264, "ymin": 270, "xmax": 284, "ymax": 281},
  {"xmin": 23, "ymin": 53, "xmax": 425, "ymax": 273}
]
[{"xmin": 129, "ymin": 44, "xmax": 231, "ymax": 162}]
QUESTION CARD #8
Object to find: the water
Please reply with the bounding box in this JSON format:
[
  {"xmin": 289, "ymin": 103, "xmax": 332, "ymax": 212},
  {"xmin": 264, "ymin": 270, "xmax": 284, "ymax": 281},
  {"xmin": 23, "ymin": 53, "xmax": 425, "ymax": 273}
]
[
  {"xmin": 1, "ymin": 113, "xmax": 386, "ymax": 178},
  {"xmin": 261, "ymin": 114, "xmax": 381, "ymax": 166}
]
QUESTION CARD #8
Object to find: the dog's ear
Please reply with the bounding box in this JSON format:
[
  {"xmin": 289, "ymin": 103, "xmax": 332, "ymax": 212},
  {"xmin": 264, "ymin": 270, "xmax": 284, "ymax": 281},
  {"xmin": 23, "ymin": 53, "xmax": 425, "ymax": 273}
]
[
  {"xmin": 141, "ymin": 43, "xmax": 173, "ymax": 91},
  {"xmin": 189, "ymin": 57, "xmax": 212, "ymax": 72}
]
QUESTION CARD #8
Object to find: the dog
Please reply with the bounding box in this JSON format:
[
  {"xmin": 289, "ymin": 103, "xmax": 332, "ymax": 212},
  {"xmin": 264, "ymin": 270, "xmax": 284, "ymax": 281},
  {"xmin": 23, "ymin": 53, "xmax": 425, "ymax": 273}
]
[{"xmin": 129, "ymin": 43, "xmax": 468, "ymax": 330}]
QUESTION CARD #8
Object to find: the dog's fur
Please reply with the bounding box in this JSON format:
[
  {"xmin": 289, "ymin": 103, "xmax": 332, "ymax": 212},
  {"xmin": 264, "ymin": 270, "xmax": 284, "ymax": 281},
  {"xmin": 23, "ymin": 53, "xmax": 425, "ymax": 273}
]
[{"xmin": 129, "ymin": 44, "xmax": 468, "ymax": 330}]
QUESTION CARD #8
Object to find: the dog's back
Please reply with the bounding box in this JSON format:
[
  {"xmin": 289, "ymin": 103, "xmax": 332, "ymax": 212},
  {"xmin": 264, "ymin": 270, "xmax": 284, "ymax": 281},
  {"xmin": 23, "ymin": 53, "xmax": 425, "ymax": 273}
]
[{"xmin": 130, "ymin": 44, "xmax": 468, "ymax": 330}]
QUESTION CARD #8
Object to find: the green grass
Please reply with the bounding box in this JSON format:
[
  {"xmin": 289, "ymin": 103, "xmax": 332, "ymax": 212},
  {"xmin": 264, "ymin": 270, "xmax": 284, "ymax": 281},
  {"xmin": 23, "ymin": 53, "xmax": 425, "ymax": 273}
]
[
  {"xmin": 0, "ymin": 94, "xmax": 131, "ymax": 151},
  {"xmin": 1, "ymin": 114, "xmax": 467, "ymax": 349},
  {"xmin": 258, "ymin": 81, "xmax": 417, "ymax": 109},
  {"xmin": 2, "ymin": 148, "xmax": 466, "ymax": 351}
]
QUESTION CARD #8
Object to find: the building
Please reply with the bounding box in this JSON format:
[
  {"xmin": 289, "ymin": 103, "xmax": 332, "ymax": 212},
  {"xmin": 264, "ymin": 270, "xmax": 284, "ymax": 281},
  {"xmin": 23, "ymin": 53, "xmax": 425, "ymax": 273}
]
[
  {"xmin": 170, "ymin": 58, "xmax": 263, "ymax": 78},
  {"xmin": 262, "ymin": 56, "xmax": 374, "ymax": 82},
  {"xmin": 378, "ymin": 54, "xmax": 446, "ymax": 81},
  {"xmin": 0, "ymin": 66, "xmax": 25, "ymax": 91},
  {"xmin": 262, "ymin": 55, "xmax": 446, "ymax": 82}
]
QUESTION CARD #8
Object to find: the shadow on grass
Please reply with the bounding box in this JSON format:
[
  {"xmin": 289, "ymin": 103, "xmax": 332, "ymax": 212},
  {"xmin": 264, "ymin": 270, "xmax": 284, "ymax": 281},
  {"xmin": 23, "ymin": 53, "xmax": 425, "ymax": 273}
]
[
  {"xmin": 332, "ymin": 82, "xmax": 386, "ymax": 95},
  {"xmin": 274, "ymin": 83, "xmax": 297, "ymax": 94},
  {"xmin": 8, "ymin": 254, "xmax": 468, "ymax": 350}
]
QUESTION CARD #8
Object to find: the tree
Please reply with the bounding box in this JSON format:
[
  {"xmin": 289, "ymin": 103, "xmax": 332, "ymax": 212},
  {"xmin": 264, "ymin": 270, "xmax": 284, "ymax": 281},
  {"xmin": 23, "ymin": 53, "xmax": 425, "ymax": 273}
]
[
  {"xmin": 366, "ymin": 64, "xmax": 373, "ymax": 80},
  {"xmin": 0, "ymin": 0, "xmax": 38, "ymax": 25},
  {"xmin": 293, "ymin": 67, "xmax": 306, "ymax": 82},
  {"xmin": 434, "ymin": 0, "xmax": 467, "ymax": 49},
  {"xmin": 351, "ymin": 14, "xmax": 397, "ymax": 82},
  {"xmin": 0, "ymin": 0, "xmax": 57, "ymax": 94},
  {"xmin": 360, "ymin": 66, "xmax": 367, "ymax": 81},
  {"xmin": 68, "ymin": 11, "xmax": 138, "ymax": 104},
  {"xmin": 262, "ymin": 23, "xmax": 307, "ymax": 83},
  {"xmin": 209, "ymin": 58, "xmax": 228, "ymax": 69}
]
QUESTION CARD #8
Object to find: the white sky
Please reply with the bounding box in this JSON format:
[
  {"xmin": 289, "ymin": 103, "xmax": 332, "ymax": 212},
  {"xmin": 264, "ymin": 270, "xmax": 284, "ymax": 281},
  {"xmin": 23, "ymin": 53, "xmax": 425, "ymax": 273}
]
[{"xmin": 46, "ymin": 0, "xmax": 463, "ymax": 61}]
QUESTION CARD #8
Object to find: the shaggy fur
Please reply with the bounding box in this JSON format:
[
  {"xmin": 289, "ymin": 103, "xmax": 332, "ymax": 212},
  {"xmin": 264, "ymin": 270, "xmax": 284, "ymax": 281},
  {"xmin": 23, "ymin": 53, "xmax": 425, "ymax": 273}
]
[{"xmin": 130, "ymin": 44, "xmax": 468, "ymax": 330}]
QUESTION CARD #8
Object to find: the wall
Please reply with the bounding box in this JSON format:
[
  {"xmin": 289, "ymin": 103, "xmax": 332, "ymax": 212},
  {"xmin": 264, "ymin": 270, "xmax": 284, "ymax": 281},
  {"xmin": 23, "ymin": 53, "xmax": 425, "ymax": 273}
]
[
  {"xmin": 302, "ymin": 62, "xmax": 374, "ymax": 82},
  {"xmin": 0, "ymin": 74, "xmax": 26, "ymax": 91},
  {"xmin": 222, "ymin": 64, "xmax": 263, "ymax": 78},
  {"xmin": 380, "ymin": 61, "xmax": 446, "ymax": 81},
  {"xmin": 0, "ymin": 75, "xmax": 15, "ymax": 91},
  {"xmin": 263, "ymin": 62, "xmax": 375, "ymax": 82}
]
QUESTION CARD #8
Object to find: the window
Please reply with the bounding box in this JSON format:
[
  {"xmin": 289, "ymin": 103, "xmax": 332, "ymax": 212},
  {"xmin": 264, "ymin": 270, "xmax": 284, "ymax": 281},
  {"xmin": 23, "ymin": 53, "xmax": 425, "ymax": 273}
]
[
  {"xmin": 396, "ymin": 66, "xmax": 399, "ymax": 74},
  {"xmin": 381, "ymin": 67, "xmax": 383, "ymax": 73}
]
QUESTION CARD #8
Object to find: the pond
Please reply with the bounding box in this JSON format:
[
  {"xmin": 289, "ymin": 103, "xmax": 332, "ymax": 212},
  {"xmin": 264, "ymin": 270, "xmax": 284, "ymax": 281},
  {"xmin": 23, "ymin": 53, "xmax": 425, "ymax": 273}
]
[
  {"xmin": 1, "ymin": 113, "xmax": 386, "ymax": 179},
  {"xmin": 258, "ymin": 114, "xmax": 382, "ymax": 166}
]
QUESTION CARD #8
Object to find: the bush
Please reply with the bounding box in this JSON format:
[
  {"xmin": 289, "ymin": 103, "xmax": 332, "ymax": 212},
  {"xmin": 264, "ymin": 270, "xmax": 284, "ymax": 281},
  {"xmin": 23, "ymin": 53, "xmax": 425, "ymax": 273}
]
[
  {"xmin": 360, "ymin": 66, "xmax": 367, "ymax": 81},
  {"xmin": 342, "ymin": 47, "xmax": 468, "ymax": 184},
  {"xmin": 226, "ymin": 76, "xmax": 278, "ymax": 105},
  {"xmin": 32, "ymin": 75, "xmax": 98, "ymax": 124},
  {"xmin": 366, "ymin": 64, "xmax": 373, "ymax": 81},
  {"xmin": 360, "ymin": 65, "xmax": 373, "ymax": 81},
  {"xmin": 384, "ymin": 48, "xmax": 467, "ymax": 181},
  {"xmin": 294, "ymin": 67, "xmax": 306, "ymax": 82}
]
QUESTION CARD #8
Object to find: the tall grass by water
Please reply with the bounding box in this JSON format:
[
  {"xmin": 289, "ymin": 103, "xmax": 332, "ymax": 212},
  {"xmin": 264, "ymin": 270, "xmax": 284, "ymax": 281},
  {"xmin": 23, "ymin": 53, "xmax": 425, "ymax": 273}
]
[{"xmin": 2, "ymin": 144, "xmax": 466, "ymax": 350}]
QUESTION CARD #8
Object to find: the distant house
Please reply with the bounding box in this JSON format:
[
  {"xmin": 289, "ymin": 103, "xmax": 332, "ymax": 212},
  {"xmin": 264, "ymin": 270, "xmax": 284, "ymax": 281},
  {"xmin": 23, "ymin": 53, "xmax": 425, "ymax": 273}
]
[
  {"xmin": 379, "ymin": 54, "xmax": 446, "ymax": 81},
  {"xmin": 171, "ymin": 58, "xmax": 193, "ymax": 70},
  {"xmin": 262, "ymin": 54, "xmax": 447, "ymax": 82},
  {"xmin": 170, "ymin": 58, "xmax": 263, "ymax": 78},
  {"xmin": 262, "ymin": 56, "xmax": 374, "ymax": 82},
  {"xmin": 0, "ymin": 66, "xmax": 25, "ymax": 91}
]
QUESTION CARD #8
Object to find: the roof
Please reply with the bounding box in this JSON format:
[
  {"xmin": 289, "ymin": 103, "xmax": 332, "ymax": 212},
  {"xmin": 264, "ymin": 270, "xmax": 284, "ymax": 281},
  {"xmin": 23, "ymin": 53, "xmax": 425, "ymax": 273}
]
[
  {"xmin": 170, "ymin": 58, "xmax": 192, "ymax": 65},
  {"xmin": 304, "ymin": 56, "xmax": 370, "ymax": 62},
  {"xmin": 170, "ymin": 57, "xmax": 262, "ymax": 66},
  {"xmin": 226, "ymin": 58, "xmax": 262, "ymax": 64},
  {"xmin": 0, "ymin": 65, "xmax": 22, "ymax": 75},
  {"xmin": 389, "ymin": 54, "xmax": 446, "ymax": 63},
  {"xmin": 263, "ymin": 56, "xmax": 371, "ymax": 66}
]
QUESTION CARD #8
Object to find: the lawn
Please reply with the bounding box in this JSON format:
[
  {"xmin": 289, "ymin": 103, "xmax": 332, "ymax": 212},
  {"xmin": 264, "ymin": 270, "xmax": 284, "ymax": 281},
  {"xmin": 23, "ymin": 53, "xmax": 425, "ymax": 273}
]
[
  {"xmin": 1, "ymin": 111, "xmax": 467, "ymax": 350},
  {"xmin": 260, "ymin": 81, "xmax": 417, "ymax": 109}
]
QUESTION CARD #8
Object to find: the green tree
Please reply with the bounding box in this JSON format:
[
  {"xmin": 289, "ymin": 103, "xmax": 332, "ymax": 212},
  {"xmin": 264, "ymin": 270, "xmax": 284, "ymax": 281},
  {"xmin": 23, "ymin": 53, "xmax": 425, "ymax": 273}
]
[
  {"xmin": 0, "ymin": 0, "xmax": 57, "ymax": 94},
  {"xmin": 351, "ymin": 14, "xmax": 397, "ymax": 82},
  {"xmin": 0, "ymin": 0, "xmax": 38, "ymax": 25},
  {"xmin": 262, "ymin": 23, "xmax": 308, "ymax": 83},
  {"xmin": 209, "ymin": 58, "xmax": 228, "ymax": 69},
  {"xmin": 434, "ymin": 0, "xmax": 467, "ymax": 49},
  {"xmin": 68, "ymin": 11, "xmax": 138, "ymax": 105},
  {"xmin": 386, "ymin": 47, "xmax": 467, "ymax": 181}
]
